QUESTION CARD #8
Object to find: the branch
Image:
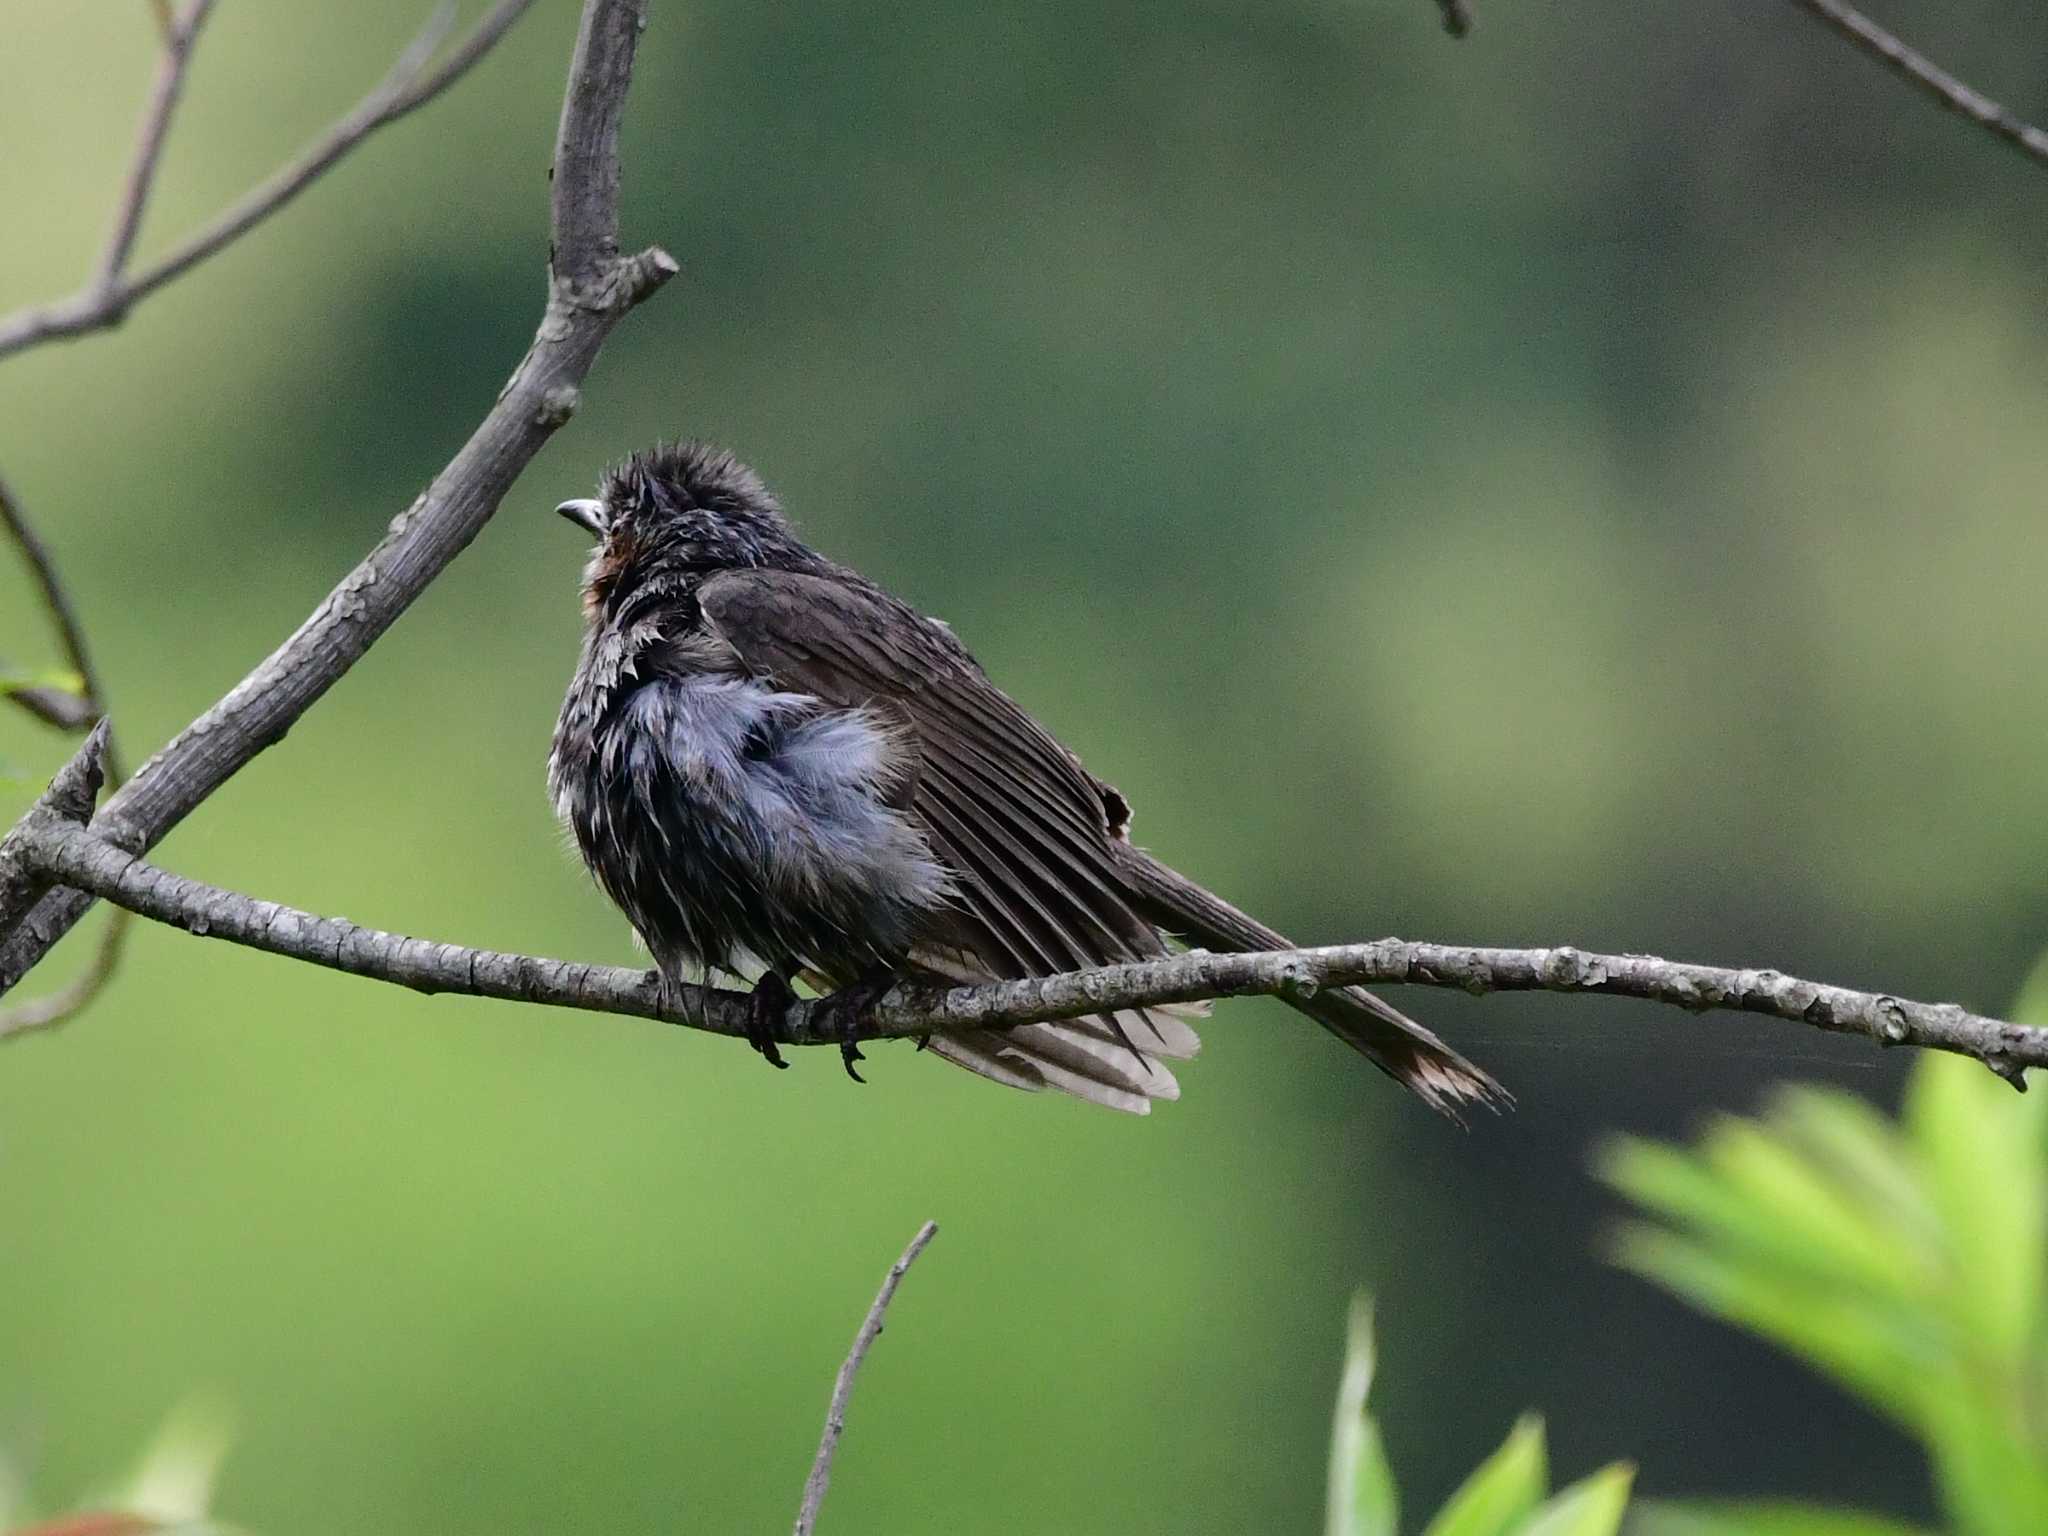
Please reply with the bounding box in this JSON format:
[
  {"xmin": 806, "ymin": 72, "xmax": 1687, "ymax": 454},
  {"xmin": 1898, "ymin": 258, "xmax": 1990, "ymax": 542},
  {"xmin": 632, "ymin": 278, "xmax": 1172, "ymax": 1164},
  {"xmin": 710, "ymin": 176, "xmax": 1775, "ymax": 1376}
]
[
  {"xmin": 0, "ymin": 915, "xmax": 129, "ymax": 1043},
  {"xmin": 0, "ymin": 0, "xmax": 674, "ymax": 996},
  {"xmin": 551, "ymin": 0, "xmax": 642, "ymax": 288},
  {"xmin": 1787, "ymin": 0, "xmax": 2048, "ymax": 168},
  {"xmin": 0, "ymin": 0, "xmax": 543, "ymax": 361},
  {"xmin": 96, "ymin": 0, "xmax": 219, "ymax": 296},
  {"xmin": 7, "ymin": 813, "xmax": 2043, "ymax": 1085},
  {"xmin": 0, "ymin": 476, "xmax": 131, "ymax": 1038},
  {"xmin": 1, "ymin": 473, "xmax": 119, "ymax": 765},
  {"xmin": 0, "ymin": 727, "xmax": 110, "ymax": 945},
  {"xmin": 794, "ymin": 1222, "xmax": 940, "ymax": 1536}
]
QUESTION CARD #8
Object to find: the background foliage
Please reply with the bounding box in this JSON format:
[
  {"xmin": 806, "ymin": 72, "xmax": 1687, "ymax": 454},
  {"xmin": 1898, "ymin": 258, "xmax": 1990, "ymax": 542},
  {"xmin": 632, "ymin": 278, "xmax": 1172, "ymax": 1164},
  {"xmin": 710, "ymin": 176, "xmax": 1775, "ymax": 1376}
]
[
  {"xmin": 1327, "ymin": 1295, "xmax": 1636, "ymax": 1536},
  {"xmin": 3, "ymin": 1, "xmax": 2044, "ymax": 1530},
  {"xmin": 1611, "ymin": 1036, "xmax": 2048, "ymax": 1536}
]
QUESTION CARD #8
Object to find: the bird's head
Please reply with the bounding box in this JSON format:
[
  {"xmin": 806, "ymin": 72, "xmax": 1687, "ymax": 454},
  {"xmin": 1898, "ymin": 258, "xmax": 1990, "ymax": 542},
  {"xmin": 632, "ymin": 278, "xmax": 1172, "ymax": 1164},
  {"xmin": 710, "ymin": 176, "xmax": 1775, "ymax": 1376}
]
[{"xmin": 557, "ymin": 441, "xmax": 818, "ymax": 615}]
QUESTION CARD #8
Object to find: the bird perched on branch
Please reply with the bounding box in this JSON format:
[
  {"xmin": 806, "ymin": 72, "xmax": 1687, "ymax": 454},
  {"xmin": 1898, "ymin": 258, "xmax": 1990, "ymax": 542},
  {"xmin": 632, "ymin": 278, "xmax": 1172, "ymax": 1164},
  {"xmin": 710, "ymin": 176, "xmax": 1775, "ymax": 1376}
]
[{"xmin": 548, "ymin": 442, "xmax": 1505, "ymax": 1118}]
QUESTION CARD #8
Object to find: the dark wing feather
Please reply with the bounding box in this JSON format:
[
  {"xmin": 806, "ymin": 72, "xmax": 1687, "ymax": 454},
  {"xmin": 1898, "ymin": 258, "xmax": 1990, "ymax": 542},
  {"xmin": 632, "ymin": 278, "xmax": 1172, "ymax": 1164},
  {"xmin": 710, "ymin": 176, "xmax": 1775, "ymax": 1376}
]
[
  {"xmin": 696, "ymin": 566, "xmax": 1495, "ymax": 1121},
  {"xmin": 695, "ymin": 567, "xmax": 1171, "ymax": 989},
  {"xmin": 699, "ymin": 567, "xmax": 1207, "ymax": 1112}
]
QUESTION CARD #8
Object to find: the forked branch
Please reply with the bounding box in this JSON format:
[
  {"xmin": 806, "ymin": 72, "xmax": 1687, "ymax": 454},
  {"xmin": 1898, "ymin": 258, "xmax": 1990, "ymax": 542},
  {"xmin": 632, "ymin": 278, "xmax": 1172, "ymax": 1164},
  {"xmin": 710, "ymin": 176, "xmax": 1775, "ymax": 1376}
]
[
  {"xmin": 0, "ymin": 0, "xmax": 674, "ymax": 998},
  {"xmin": 0, "ymin": 0, "xmax": 544, "ymax": 361}
]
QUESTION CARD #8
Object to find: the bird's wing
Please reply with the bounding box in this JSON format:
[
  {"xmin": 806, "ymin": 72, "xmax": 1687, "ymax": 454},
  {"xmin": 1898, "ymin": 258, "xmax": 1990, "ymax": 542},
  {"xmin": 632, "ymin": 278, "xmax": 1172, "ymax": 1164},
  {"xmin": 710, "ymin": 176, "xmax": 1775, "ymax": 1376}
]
[{"xmin": 697, "ymin": 567, "xmax": 1202, "ymax": 1111}]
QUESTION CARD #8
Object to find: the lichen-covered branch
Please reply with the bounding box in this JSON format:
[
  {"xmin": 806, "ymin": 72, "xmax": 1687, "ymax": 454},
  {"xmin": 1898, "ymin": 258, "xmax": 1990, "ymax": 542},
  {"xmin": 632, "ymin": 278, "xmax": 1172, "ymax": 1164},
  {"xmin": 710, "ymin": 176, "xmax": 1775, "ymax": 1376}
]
[
  {"xmin": 8, "ymin": 801, "xmax": 2041, "ymax": 1085},
  {"xmin": 0, "ymin": 727, "xmax": 110, "ymax": 947},
  {"xmin": 1786, "ymin": 0, "xmax": 2048, "ymax": 167},
  {"xmin": 0, "ymin": 0, "xmax": 543, "ymax": 361},
  {"xmin": 0, "ymin": 0, "xmax": 673, "ymax": 997}
]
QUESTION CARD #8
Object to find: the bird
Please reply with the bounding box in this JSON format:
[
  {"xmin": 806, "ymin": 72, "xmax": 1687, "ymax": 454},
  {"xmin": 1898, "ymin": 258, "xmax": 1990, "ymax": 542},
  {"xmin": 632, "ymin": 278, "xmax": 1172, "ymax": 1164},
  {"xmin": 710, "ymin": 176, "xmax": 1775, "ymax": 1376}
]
[{"xmin": 547, "ymin": 441, "xmax": 1506, "ymax": 1119}]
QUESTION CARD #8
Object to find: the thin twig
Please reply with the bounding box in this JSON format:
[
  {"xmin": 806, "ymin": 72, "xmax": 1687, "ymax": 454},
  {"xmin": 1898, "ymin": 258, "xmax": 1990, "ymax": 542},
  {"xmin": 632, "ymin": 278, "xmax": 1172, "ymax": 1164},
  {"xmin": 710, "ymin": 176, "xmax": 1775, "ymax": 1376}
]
[
  {"xmin": 0, "ymin": 920, "xmax": 130, "ymax": 1041},
  {"xmin": 5, "ymin": 802, "xmax": 2043, "ymax": 1085},
  {"xmin": 0, "ymin": 0, "xmax": 674, "ymax": 994},
  {"xmin": 1787, "ymin": 0, "xmax": 2048, "ymax": 167},
  {"xmin": 0, "ymin": 479, "xmax": 130, "ymax": 1037},
  {"xmin": 96, "ymin": 0, "xmax": 220, "ymax": 295},
  {"xmin": 382, "ymin": 2, "xmax": 462, "ymax": 94},
  {"xmin": 0, "ymin": 0, "xmax": 543, "ymax": 362},
  {"xmin": 794, "ymin": 1222, "xmax": 940, "ymax": 1536},
  {"xmin": 0, "ymin": 473, "xmax": 120, "ymax": 770},
  {"xmin": 147, "ymin": 0, "xmax": 177, "ymax": 46},
  {"xmin": 1435, "ymin": 0, "xmax": 1473, "ymax": 38}
]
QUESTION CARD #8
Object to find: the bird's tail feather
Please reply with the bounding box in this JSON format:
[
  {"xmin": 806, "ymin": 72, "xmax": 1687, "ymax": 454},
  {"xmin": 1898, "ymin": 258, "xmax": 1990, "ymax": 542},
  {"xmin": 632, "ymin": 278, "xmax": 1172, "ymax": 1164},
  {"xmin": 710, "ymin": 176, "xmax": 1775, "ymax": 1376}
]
[
  {"xmin": 905, "ymin": 943, "xmax": 1202, "ymax": 1114},
  {"xmin": 1117, "ymin": 850, "xmax": 1509, "ymax": 1121}
]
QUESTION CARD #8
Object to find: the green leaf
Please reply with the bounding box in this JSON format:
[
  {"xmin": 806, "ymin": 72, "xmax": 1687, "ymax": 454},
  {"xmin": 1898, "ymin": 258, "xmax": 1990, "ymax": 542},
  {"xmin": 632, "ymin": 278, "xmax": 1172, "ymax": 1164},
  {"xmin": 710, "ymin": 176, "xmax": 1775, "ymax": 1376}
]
[
  {"xmin": 1627, "ymin": 1499, "xmax": 1934, "ymax": 1536},
  {"xmin": 1605, "ymin": 1219, "xmax": 1931, "ymax": 1428},
  {"xmin": 1596, "ymin": 1130, "xmax": 1906, "ymax": 1300},
  {"xmin": 0, "ymin": 663, "xmax": 85, "ymax": 696},
  {"xmin": 1920, "ymin": 1376, "xmax": 2048, "ymax": 1536},
  {"xmin": 1423, "ymin": 1414, "xmax": 1548, "ymax": 1536},
  {"xmin": 1904, "ymin": 1053, "xmax": 2046, "ymax": 1361},
  {"xmin": 1328, "ymin": 1292, "xmax": 1399, "ymax": 1536},
  {"xmin": 1513, "ymin": 1462, "xmax": 1632, "ymax": 1536},
  {"xmin": 1698, "ymin": 1116, "xmax": 1922, "ymax": 1297},
  {"xmin": 1608, "ymin": 1042, "xmax": 2048, "ymax": 1536},
  {"xmin": 1765, "ymin": 1087, "xmax": 1938, "ymax": 1254}
]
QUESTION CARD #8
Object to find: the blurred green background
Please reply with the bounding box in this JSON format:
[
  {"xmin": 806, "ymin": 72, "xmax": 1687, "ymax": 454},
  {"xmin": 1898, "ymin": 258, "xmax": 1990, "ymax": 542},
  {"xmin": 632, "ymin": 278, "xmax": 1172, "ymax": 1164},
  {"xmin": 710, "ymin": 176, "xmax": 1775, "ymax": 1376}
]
[{"xmin": 3, "ymin": 0, "xmax": 2044, "ymax": 1529}]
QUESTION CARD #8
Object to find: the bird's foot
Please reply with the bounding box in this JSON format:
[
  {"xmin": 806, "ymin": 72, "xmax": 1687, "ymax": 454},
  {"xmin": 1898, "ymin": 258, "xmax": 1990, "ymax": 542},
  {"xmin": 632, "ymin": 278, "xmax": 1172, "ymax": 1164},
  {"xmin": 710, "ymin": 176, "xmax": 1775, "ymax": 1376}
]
[
  {"xmin": 816, "ymin": 969, "xmax": 899, "ymax": 1084},
  {"xmin": 746, "ymin": 971, "xmax": 795, "ymax": 1070}
]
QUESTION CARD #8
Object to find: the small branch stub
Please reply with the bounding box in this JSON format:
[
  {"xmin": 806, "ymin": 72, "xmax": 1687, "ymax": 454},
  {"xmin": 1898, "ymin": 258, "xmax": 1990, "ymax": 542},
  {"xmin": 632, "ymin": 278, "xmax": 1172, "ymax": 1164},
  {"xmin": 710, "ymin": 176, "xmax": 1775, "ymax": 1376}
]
[{"xmin": 0, "ymin": 723, "xmax": 110, "ymax": 942}]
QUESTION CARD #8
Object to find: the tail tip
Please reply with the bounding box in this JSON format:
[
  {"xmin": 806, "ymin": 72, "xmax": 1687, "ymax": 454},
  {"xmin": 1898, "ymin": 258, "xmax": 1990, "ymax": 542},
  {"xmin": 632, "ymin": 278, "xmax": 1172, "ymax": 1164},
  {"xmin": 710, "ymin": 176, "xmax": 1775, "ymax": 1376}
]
[{"xmin": 1402, "ymin": 1054, "xmax": 1514, "ymax": 1127}]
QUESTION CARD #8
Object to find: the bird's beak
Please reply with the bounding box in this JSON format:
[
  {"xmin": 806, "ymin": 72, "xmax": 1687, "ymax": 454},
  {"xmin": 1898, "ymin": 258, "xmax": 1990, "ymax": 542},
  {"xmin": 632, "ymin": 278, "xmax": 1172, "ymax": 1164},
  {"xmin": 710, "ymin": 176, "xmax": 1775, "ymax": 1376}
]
[{"xmin": 556, "ymin": 498, "xmax": 608, "ymax": 537}]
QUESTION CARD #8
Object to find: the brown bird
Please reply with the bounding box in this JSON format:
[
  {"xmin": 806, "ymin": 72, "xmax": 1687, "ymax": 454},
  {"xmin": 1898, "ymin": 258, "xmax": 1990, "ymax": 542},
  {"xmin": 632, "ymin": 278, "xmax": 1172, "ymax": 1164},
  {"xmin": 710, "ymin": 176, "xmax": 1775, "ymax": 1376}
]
[{"xmin": 549, "ymin": 442, "xmax": 1506, "ymax": 1119}]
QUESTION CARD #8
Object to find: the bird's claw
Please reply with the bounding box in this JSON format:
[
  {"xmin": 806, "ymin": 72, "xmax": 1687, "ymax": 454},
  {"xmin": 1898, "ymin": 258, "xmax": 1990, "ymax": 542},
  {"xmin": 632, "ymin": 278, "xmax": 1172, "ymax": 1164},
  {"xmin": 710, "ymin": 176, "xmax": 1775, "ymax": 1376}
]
[
  {"xmin": 747, "ymin": 971, "xmax": 795, "ymax": 1070},
  {"xmin": 817, "ymin": 970, "xmax": 898, "ymax": 1085}
]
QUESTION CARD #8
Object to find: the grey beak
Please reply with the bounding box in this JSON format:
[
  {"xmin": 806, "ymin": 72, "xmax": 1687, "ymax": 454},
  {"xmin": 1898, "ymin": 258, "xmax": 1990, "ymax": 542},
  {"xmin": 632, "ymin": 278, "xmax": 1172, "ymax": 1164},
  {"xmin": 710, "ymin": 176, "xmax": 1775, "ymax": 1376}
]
[{"xmin": 556, "ymin": 498, "xmax": 608, "ymax": 537}]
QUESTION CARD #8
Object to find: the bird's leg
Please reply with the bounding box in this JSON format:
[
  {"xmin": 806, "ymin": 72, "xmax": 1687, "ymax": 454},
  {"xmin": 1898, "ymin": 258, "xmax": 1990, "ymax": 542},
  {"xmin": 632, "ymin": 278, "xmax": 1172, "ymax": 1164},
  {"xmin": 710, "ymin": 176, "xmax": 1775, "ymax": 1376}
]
[
  {"xmin": 746, "ymin": 969, "xmax": 796, "ymax": 1070},
  {"xmin": 815, "ymin": 967, "xmax": 901, "ymax": 1084}
]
